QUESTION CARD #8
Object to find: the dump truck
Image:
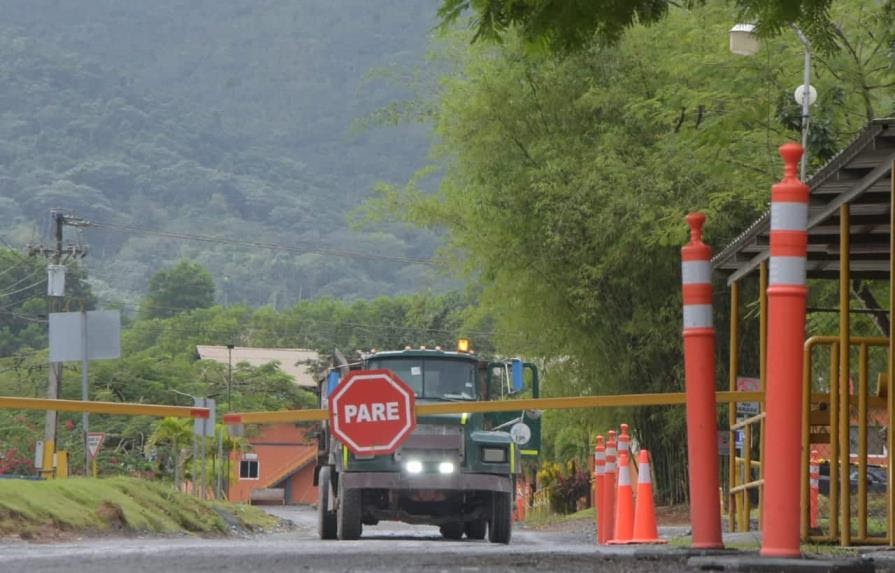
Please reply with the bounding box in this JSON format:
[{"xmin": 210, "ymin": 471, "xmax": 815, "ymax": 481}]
[{"xmin": 315, "ymin": 342, "xmax": 540, "ymax": 543}]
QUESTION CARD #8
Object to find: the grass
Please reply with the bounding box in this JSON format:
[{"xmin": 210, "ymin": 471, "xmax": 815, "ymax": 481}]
[
  {"xmin": 523, "ymin": 506, "xmax": 595, "ymax": 528},
  {"xmin": 0, "ymin": 477, "xmax": 278, "ymax": 538}
]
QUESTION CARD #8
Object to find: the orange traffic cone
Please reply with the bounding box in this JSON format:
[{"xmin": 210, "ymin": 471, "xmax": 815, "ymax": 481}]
[
  {"xmin": 605, "ymin": 431, "xmax": 617, "ymax": 542},
  {"xmin": 608, "ymin": 451, "xmax": 634, "ymax": 544},
  {"xmin": 631, "ymin": 449, "xmax": 666, "ymax": 544},
  {"xmin": 594, "ymin": 435, "xmax": 606, "ymax": 544},
  {"xmin": 618, "ymin": 423, "xmax": 638, "ymax": 485}
]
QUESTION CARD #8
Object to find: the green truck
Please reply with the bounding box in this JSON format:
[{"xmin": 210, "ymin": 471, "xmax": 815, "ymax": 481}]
[{"xmin": 315, "ymin": 344, "xmax": 540, "ymax": 543}]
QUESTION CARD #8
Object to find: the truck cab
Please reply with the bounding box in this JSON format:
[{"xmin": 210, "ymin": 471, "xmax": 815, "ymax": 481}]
[{"xmin": 315, "ymin": 345, "xmax": 539, "ymax": 543}]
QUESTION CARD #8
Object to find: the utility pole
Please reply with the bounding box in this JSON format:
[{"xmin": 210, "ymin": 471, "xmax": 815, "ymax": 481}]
[{"xmin": 28, "ymin": 210, "xmax": 88, "ymax": 477}]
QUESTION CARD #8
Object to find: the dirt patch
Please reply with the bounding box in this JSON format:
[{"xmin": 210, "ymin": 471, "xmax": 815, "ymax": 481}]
[
  {"xmin": 655, "ymin": 504, "xmax": 690, "ymax": 526},
  {"xmin": 96, "ymin": 502, "xmax": 127, "ymax": 531}
]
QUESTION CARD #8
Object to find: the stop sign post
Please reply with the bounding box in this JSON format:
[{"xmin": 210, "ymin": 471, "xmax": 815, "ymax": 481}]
[{"xmin": 328, "ymin": 369, "xmax": 416, "ymax": 455}]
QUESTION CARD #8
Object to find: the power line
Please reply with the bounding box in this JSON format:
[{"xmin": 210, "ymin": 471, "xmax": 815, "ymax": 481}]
[
  {"xmin": 0, "ymin": 266, "xmax": 45, "ymax": 296},
  {"xmin": 0, "ymin": 278, "xmax": 46, "ymax": 300},
  {"xmin": 86, "ymin": 221, "xmax": 436, "ymax": 266}
]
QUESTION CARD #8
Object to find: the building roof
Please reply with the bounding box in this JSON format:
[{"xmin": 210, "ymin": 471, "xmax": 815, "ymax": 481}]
[
  {"xmin": 713, "ymin": 118, "xmax": 895, "ymax": 284},
  {"xmin": 196, "ymin": 345, "xmax": 319, "ymax": 388}
]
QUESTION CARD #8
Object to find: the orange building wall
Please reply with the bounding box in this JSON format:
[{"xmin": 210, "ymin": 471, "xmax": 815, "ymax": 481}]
[{"xmin": 228, "ymin": 423, "xmax": 318, "ymax": 504}]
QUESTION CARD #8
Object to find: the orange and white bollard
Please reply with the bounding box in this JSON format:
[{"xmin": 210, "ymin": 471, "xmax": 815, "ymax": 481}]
[
  {"xmin": 809, "ymin": 450, "xmax": 819, "ymax": 529},
  {"xmin": 594, "ymin": 435, "xmax": 606, "ymax": 544},
  {"xmin": 605, "ymin": 430, "xmax": 618, "ymax": 542},
  {"xmin": 761, "ymin": 143, "xmax": 809, "ymax": 559},
  {"xmin": 608, "ymin": 451, "xmax": 635, "ymax": 544},
  {"xmin": 681, "ymin": 212, "xmax": 724, "ymax": 549}
]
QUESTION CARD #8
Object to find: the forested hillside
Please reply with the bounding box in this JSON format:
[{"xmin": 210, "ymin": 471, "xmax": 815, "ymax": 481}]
[{"xmin": 0, "ymin": 0, "xmax": 444, "ymax": 306}]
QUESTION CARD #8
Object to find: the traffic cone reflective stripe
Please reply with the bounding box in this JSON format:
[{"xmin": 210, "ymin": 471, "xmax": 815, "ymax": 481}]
[
  {"xmin": 608, "ymin": 451, "xmax": 634, "ymax": 544},
  {"xmin": 631, "ymin": 450, "xmax": 666, "ymax": 544}
]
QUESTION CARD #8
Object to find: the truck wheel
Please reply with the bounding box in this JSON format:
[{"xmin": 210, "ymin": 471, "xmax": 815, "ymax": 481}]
[
  {"xmin": 439, "ymin": 522, "xmax": 464, "ymax": 540},
  {"xmin": 317, "ymin": 466, "xmax": 337, "ymax": 540},
  {"xmin": 488, "ymin": 492, "xmax": 512, "ymax": 544},
  {"xmin": 464, "ymin": 519, "xmax": 486, "ymax": 540},
  {"xmin": 337, "ymin": 478, "xmax": 363, "ymax": 540}
]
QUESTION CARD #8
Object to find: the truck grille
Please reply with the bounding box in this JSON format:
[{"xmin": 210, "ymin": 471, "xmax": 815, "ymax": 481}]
[{"xmin": 394, "ymin": 424, "xmax": 464, "ymax": 462}]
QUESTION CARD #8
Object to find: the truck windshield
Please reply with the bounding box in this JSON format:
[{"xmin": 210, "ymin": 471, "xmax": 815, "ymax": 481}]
[{"xmin": 366, "ymin": 358, "xmax": 477, "ymax": 400}]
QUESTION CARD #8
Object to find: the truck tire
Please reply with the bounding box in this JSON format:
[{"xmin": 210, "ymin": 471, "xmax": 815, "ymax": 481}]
[
  {"xmin": 464, "ymin": 519, "xmax": 486, "ymax": 540},
  {"xmin": 317, "ymin": 466, "xmax": 337, "ymax": 540},
  {"xmin": 337, "ymin": 478, "xmax": 363, "ymax": 540},
  {"xmin": 488, "ymin": 492, "xmax": 512, "ymax": 544},
  {"xmin": 439, "ymin": 522, "xmax": 464, "ymax": 540}
]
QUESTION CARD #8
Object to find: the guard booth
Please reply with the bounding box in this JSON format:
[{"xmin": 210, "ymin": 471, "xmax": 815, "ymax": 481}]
[{"xmin": 712, "ymin": 118, "xmax": 895, "ymax": 546}]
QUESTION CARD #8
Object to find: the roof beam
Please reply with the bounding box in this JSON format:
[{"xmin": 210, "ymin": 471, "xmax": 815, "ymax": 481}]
[{"xmin": 807, "ymin": 152, "xmax": 895, "ymax": 229}]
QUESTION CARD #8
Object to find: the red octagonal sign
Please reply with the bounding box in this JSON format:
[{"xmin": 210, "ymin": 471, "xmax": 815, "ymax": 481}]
[{"xmin": 328, "ymin": 369, "xmax": 416, "ymax": 455}]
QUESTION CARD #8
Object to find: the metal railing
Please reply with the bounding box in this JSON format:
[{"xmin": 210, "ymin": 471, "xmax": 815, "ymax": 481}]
[{"xmin": 801, "ymin": 336, "xmax": 890, "ymax": 545}]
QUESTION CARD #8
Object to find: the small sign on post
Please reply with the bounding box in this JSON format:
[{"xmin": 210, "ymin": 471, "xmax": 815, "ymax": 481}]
[
  {"xmin": 34, "ymin": 440, "xmax": 44, "ymax": 470},
  {"xmin": 86, "ymin": 432, "xmax": 105, "ymax": 460},
  {"xmin": 193, "ymin": 398, "xmax": 216, "ymax": 437},
  {"xmin": 736, "ymin": 377, "xmax": 760, "ymax": 416},
  {"xmin": 717, "ymin": 431, "xmax": 730, "ymax": 456}
]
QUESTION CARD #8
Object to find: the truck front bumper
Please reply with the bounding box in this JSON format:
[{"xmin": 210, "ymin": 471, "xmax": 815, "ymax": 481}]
[{"xmin": 341, "ymin": 471, "xmax": 512, "ymax": 493}]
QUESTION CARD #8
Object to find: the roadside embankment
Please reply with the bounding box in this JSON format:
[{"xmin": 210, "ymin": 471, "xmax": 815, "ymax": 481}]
[{"xmin": 0, "ymin": 477, "xmax": 280, "ymax": 540}]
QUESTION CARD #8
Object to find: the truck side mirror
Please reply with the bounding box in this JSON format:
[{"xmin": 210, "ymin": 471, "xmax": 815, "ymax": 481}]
[
  {"xmin": 326, "ymin": 371, "xmax": 341, "ymax": 396},
  {"xmin": 510, "ymin": 359, "xmax": 524, "ymax": 394}
]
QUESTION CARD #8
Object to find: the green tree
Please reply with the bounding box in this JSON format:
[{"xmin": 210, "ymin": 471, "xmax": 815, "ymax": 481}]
[
  {"xmin": 438, "ymin": 0, "xmax": 840, "ymax": 52},
  {"xmin": 140, "ymin": 260, "xmax": 215, "ymax": 320},
  {"xmin": 375, "ymin": 1, "xmax": 894, "ymax": 501},
  {"xmin": 147, "ymin": 417, "xmax": 192, "ymax": 489}
]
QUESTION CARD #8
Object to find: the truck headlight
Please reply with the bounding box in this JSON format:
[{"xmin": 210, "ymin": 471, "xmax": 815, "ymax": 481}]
[
  {"xmin": 438, "ymin": 461, "xmax": 455, "ymax": 474},
  {"xmin": 481, "ymin": 447, "xmax": 507, "ymax": 463},
  {"xmin": 404, "ymin": 460, "xmax": 423, "ymax": 474}
]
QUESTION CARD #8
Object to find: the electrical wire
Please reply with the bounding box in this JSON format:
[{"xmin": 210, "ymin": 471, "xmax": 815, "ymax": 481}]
[
  {"xmin": 85, "ymin": 221, "xmax": 436, "ymax": 266},
  {"xmin": 0, "ymin": 278, "xmax": 46, "ymax": 300},
  {"xmin": 0, "ymin": 267, "xmax": 44, "ymax": 297}
]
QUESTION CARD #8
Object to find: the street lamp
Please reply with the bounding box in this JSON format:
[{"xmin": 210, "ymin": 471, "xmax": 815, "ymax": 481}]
[
  {"xmin": 729, "ymin": 23, "xmax": 814, "ymax": 181},
  {"xmin": 226, "ymin": 343, "xmax": 235, "ymax": 412}
]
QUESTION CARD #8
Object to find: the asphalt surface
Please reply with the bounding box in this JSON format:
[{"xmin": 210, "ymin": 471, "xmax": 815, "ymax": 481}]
[{"xmin": 1, "ymin": 505, "xmax": 697, "ymax": 572}]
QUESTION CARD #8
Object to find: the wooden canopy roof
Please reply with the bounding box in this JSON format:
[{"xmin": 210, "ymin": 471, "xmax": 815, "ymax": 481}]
[{"xmin": 713, "ymin": 119, "xmax": 895, "ymax": 284}]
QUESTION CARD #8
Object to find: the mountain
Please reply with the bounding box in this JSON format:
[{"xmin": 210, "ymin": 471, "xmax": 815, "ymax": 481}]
[{"xmin": 0, "ymin": 0, "xmax": 448, "ymax": 307}]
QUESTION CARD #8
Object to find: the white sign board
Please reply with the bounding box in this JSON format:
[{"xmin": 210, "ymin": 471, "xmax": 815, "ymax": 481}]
[
  {"xmin": 193, "ymin": 398, "xmax": 216, "ymax": 437},
  {"xmin": 717, "ymin": 431, "xmax": 730, "ymax": 456},
  {"xmin": 34, "ymin": 440, "xmax": 44, "ymax": 469},
  {"xmin": 49, "ymin": 311, "xmax": 121, "ymax": 362},
  {"xmin": 736, "ymin": 376, "xmax": 760, "ymax": 416},
  {"xmin": 87, "ymin": 432, "xmax": 105, "ymax": 459}
]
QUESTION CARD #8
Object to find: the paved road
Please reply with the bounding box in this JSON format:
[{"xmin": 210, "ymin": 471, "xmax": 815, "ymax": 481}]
[{"xmin": 2, "ymin": 505, "xmax": 694, "ymax": 572}]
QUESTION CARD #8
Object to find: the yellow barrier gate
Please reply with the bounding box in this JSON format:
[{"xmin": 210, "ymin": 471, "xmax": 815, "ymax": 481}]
[
  {"xmin": 223, "ymin": 390, "xmax": 765, "ymax": 425},
  {"xmin": 0, "ymin": 396, "xmax": 211, "ymax": 419},
  {"xmin": 0, "ymin": 396, "xmax": 210, "ymax": 479}
]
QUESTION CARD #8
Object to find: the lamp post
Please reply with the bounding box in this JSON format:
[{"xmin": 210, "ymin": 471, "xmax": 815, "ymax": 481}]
[
  {"xmin": 227, "ymin": 343, "xmax": 235, "ymax": 412},
  {"xmin": 730, "ymin": 23, "xmax": 814, "ymax": 181}
]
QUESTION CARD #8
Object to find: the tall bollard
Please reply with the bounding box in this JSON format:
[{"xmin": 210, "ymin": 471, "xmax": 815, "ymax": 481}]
[
  {"xmin": 595, "ymin": 435, "xmax": 606, "ymax": 544},
  {"xmin": 809, "ymin": 450, "xmax": 819, "ymax": 529},
  {"xmin": 605, "ymin": 431, "xmax": 618, "ymax": 542},
  {"xmin": 761, "ymin": 143, "xmax": 809, "ymax": 558},
  {"xmin": 681, "ymin": 212, "xmax": 724, "ymax": 549}
]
